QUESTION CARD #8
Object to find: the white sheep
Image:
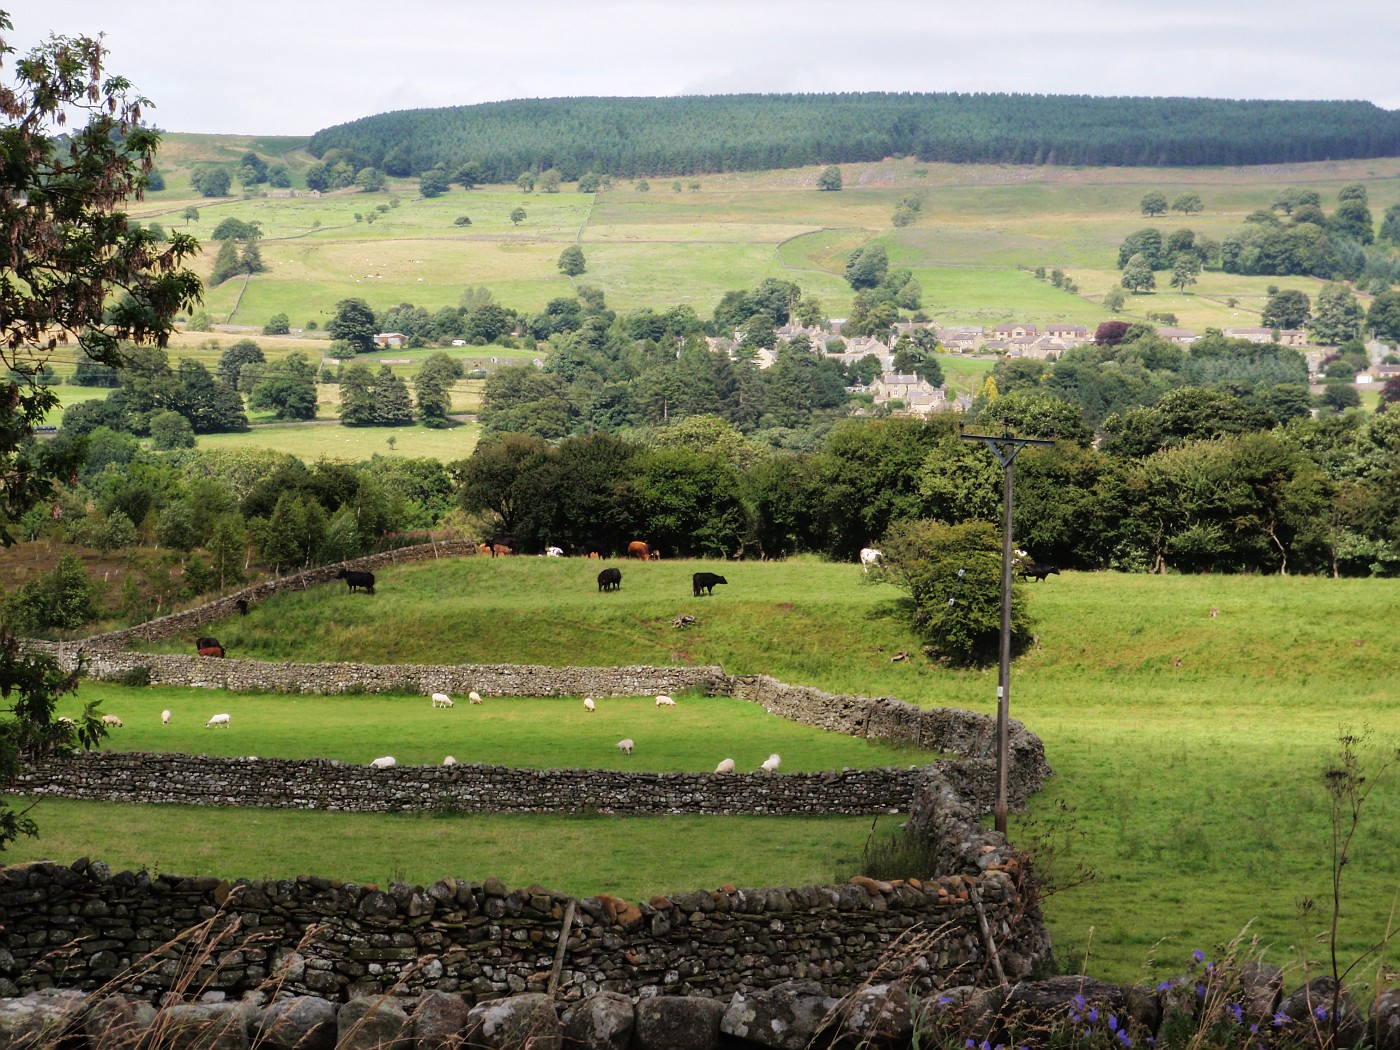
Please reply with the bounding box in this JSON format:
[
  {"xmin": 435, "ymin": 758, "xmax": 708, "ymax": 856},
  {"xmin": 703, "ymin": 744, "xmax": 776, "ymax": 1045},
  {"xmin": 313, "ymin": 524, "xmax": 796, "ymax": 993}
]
[
  {"xmin": 370, "ymin": 755, "xmax": 396, "ymax": 769},
  {"xmin": 431, "ymin": 692, "xmax": 454, "ymax": 708},
  {"xmin": 205, "ymin": 713, "xmax": 231, "ymax": 729},
  {"xmin": 715, "ymin": 758, "xmax": 735, "ymax": 774},
  {"xmin": 583, "ymin": 697, "xmax": 596, "ymax": 712},
  {"xmin": 760, "ymin": 753, "xmax": 781, "ymax": 774},
  {"xmin": 101, "ymin": 714, "xmax": 123, "ymax": 728},
  {"xmin": 161, "ymin": 709, "xmax": 171, "ymax": 725},
  {"xmin": 56, "ymin": 716, "xmax": 77, "ymax": 730},
  {"xmin": 468, "ymin": 691, "xmax": 483, "ymax": 705},
  {"xmin": 616, "ymin": 738, "xmax": 634, "ymax": 755},
  {"xmin": 655, "ymin": 695, "xmax": 676, "ymax": 708},
  {"xmin": 443, "ymin": 756, "xmax": 458, "ymax": 766}
]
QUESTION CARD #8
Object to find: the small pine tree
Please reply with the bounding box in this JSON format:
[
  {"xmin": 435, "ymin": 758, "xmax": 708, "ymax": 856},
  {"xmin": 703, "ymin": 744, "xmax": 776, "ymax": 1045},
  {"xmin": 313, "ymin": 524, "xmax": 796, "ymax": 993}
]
[{"xmin": 209, "ymin": 239, "xmax": 241, "ymax": 285}]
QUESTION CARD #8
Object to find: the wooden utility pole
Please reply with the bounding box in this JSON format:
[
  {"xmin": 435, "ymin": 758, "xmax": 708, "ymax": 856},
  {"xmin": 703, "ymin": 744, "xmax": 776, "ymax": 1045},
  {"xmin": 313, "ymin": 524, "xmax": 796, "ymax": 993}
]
[{"xmin": 958, "ymin": 426, "xmax": 1052, "ymax": 833}]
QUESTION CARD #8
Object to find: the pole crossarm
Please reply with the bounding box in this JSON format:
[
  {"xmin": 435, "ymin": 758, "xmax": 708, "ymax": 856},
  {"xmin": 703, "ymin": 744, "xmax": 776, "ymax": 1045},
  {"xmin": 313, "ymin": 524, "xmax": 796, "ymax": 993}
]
[{"xmin": 957, "ymin": 428, "xmax": 1055, "ymax": 464}]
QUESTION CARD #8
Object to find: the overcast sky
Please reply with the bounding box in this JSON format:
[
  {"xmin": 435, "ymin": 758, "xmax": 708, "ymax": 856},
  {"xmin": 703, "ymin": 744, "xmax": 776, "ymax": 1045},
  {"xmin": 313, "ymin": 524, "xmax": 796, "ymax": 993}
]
[{"xmin": 15, "ymin": 0, "xmax": 1400, "ymax": 136}]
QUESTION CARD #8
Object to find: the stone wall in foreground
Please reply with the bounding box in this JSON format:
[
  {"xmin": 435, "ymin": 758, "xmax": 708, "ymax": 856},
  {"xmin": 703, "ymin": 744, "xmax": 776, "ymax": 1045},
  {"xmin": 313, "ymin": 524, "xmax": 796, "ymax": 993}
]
[{"xmin": 0, "ymin": 857, "xmax": 1040, "ymax": 1004}]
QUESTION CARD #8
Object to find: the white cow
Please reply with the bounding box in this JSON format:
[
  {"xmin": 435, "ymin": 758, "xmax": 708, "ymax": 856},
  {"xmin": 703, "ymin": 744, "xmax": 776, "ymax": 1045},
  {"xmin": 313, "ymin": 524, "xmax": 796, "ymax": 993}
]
[
  {"xmin": 859, "ymin": 548, "xmax": 884, "ymax": 573},
  {"xmin": 205, "ymin": 713, "xmax": 231, "ymax": 729},
  {"xmin": 545, "ymin": 546, "xmax": 564, "ymax": 558}
]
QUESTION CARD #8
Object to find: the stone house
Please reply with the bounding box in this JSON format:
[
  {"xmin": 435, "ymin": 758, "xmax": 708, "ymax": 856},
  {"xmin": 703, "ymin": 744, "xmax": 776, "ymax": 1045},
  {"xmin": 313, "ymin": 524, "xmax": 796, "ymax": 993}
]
[
  {"xmin": 994, "ymin": 322, "xmax": 1038, "ymax": 340},
  {"xmin": 1156, "ymin": 327, "xmax": 1199, "ymax": 344},
  {"xmin": 1043, "ymin": 323, "xmax": 1089, "ymax": 345},
  {"xmin": 936, "ymin": 326, "xmax": 985, "ymax": 351}
]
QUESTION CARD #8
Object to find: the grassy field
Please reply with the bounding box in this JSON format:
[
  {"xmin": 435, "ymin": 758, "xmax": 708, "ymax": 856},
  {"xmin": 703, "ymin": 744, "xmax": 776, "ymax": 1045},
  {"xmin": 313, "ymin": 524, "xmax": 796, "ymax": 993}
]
[
  {"xmin": 138, "ymin": 141, "xmax": 1400, "ymax": 332},
  {"xmin": 15, "ymin": 557, "xmax": 1397, "ymax": 984}
]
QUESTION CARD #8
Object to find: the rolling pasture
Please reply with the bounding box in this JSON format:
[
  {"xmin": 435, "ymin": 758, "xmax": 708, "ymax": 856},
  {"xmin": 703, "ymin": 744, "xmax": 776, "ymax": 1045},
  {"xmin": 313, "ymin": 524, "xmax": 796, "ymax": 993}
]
[
  {"xmin": 16, "ymin": 557, "xmax": 1400, "ymax": 984},
  {"xmin": 137, "ymin": 140, "xmax": 1400, "ymax": 332}
]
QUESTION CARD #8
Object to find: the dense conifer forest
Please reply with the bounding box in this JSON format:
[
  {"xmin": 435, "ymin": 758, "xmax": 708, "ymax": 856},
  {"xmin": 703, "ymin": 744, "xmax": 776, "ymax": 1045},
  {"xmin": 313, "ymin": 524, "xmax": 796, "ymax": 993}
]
[{"xmin": 306, "ymin": 93, "xmax": 1400, "ymax": 179}]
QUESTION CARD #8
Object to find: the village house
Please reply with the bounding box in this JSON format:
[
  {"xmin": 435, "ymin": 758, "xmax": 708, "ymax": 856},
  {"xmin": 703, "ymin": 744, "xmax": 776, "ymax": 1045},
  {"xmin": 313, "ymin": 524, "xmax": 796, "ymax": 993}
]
[
  {"xmin": 374, "ymin": 332, "xmax": 407, "ymax": 349},
  {"xmin": 935, "ymin": 325, "xmax": 985, "ymax": 351},
  {"xmin": 1043, "ymin": 323, "xmax": 1089, "ymax": 345},
  {"xmin": 994, "ymin": 322, "xmax": 1038, "ymax": 340},
  {"xmin": 1156, "ymin": 327, "xmax": 1199, "ymax": 344},
  {"xmin": 868, "ymin": 372, "xmax": 965, "ymax": 416},
  {"xmin": 1224, "ymin": 327, "xmax": 1308, "ymax": 348}
]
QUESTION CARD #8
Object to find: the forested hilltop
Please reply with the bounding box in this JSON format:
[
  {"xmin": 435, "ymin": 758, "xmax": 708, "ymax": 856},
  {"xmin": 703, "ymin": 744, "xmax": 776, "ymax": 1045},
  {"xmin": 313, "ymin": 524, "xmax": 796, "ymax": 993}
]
[{"xmin": 306, "ymin": 94, "xmax": 1400, "ymax": 180}]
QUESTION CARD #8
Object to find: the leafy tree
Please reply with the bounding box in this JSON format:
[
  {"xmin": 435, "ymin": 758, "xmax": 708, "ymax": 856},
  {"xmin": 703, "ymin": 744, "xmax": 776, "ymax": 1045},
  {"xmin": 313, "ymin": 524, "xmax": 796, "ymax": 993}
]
[
  {"xmin": 576, "ymin": 172, "xmax": 601, "ymax": 192},
  {"xmin": 338, "ymin": 362, "xmax": 378, "ymax": 425},
  {"xmin": 1321, "ymin": 383, "xmax": 1361, "ymax": 412},
  {"xmin": 3, "ymin": 554, "xmax": 99, "ymax": 633},
  {"xmin": 538, "ymin": 168, "xmax": 562, "ymax": 193},
  {"xmin": 266, "ymin": 164, "xmax": 291, "ymax": 188},
  {"xmin": 72, "ymin": 359, "xmax": 120, "ymax": 387},
  {"xmin": 1367, "ymin": 290, "xmax": 1400, "ymax": 342},
  {"xmin": 976, "ymin": 391, "xmax": 1092, "ymax": 446},
  {"xmin": 1337, "ymin": 183, "xmax": 1368, "ymax": 204},
  {"xmin": 515, "ymin": 171, "xmax": 535, "ymax": 193},
  {"xmin": 211, "ymin": 217, "xmax": 261, "ymax": 241},
  {"xmin": 479, "ymin": 364, "xmax": 575, "ymax": 439},
  {"xmin": 635, "ymin": 179, "xmax": 649, "ymax": 192},
  {"xmin": 327, "ymin": 298, "xmax": 377, "ymax": 355},
  {"xmin": 0, "ymin": 14, "xmax": 200, "ymax": 555},
  {"xmin": 414, "ymin": 352, "xmax": 456, "ymax": 428},
  {"xmin": 191, "ymin": 166, "xmax": 232, "ymax": 197},
  {"xmin": 148, "ymin": 409, "xmax": 195, "ymax": 450},
  {"xmin": 355, "ymin": 166, "xmax": 386, "ymax": 192},
  {"xmin": 239, "ymin": 239, "xmax": 266, "ymax": 274},
  {"xmin": 879, "ymin": 519, "xmax": 1033, "ymax": 666},
  {"xmin": 454, "ymin": 161, "xmax": 483, "ymax": 189},
  {"xmin": 558, "ymin": 244, "xmax": 587, "ymax": 276},
  {"xmin": 1120, "ymin": 253, "xmax": 1156, "ymax": 293},
  {"xmin": 1379, "ymin": 204, "xmax": 1400, "ymax": 245},
  {"xmin": 373, "ymin": 365, "xmax": 414, "ymax": 425},
  {"xmin": 217, "ymin": 340, "xmax": 265, "ymax": 389},
  {"xmin": 1102, "ymin": 287, "xmax": 1126, "ymax": 313},
  {"xmin": 1331, "ymin": 199, "xmax": 1374, "ymax": 244},
  {"xmin": 1117, "ymin": 228, "xmax": 1165, "ymax": 270},
  {"xmin": 1171, "ymin": 192, "xmax": 1203, "ymax": 214},
  {"xmin": 817, "ymin": 165, "xmax": 842, "ymax": 191},
  {"xmin": 263, "ymin": 312, "xmax": 290, "ymax": 336},
  {"xmin": 419, "ymin": 168, "xmax": 450, "ymax": 197},
  {"xmin": 844, "ymin": 245, "xmax": 889, "ymax": 290},
  {"xmin": 182, "ymin": 206, "xmax": 199, "ymax": 224},
  {"xmin": 208, "ymin": 239, "xmax": 242, "ymax": 286},
  {"xmin": 454, "ymin": 215, "xmax": 472, "ymax": 226},
  {"xmin": 175, "ymin": 359, "xmax": 247, "ymax": 433},
  {"xmin": 248, "ymin": 352, "xmax": 318, "ymax": 421},
  {"xmin": 1310, "ymin": 283, "xmax": 1364, "ymax": 345},
  {"xmin": 1140, "ymin": 191, "xmax": 1168, "ymax": 216},
  {"xmin": 1169, "ymin": 256, "xmax": 1200, "ymax": 292},
  {"xmin": 1261, "ymin": 288, "xmax": 1311, "ymax": 329},
  {"xmin": 510, "ymin": 206, "xmax": 526, "ymax": 225}
]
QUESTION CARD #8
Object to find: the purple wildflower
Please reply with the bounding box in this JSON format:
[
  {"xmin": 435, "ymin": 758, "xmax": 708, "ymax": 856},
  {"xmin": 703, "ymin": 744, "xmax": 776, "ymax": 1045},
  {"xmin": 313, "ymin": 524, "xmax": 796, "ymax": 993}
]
[
  {"xmin": 1228, "ymin": 1003, "xmax": 1243, "ymax": 1024},
  {"xmin": 1193, "ymin": 949, "xmax": 1205, "ymax": 963}
]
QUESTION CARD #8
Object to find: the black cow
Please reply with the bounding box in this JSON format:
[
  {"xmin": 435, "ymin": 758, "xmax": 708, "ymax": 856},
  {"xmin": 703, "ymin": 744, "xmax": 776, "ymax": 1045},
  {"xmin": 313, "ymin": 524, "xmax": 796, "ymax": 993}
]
[
  {"xmin": 692, "ymin": 572, "xmax": 728, "ymax": 597},
  {"xmin": 335, "ymin": 568, "xmax": 376, "ymax": 594},
  {"xmin": 597, "ymin": 567, "xmax": 622, "ymax": 592},
  {"xmin": 234, "ymin": 598, "xmax": 250, "ymax": 616},
  {"xmin": 195, "ymin": 636, "xmax": 220, "ymax": 652},
  {"xmin": 1019, "ymin": 561, "xmax": 1060, "ymax": 582},
  {"xmin": 578, "ymin": 539, "xmax": 606, "ymax": 559}
]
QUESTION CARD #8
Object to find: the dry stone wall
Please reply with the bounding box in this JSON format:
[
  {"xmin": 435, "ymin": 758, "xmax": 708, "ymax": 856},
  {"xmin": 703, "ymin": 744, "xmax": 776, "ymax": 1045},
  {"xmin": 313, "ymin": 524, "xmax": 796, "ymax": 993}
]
[
  {"xmin": 17, "ymin": 752, "xmax": 922, "ymax": 816},
  {"xmin": 0, "ymin": 857, "xmax": 1042, "ymax": 1004}
]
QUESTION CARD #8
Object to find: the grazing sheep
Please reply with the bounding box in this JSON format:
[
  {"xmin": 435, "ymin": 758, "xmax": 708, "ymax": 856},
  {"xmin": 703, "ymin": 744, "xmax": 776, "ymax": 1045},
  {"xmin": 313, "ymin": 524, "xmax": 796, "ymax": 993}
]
[
  {"xmin": 469, "ymin": 691, "xmax": 483, "ymax": 705},
  {"xmin": 715, "ymin": 758, "xmax": 735, "ymax": 774},
  {"xmin": 431, "ymin": 692, "xmax": 454, "ymax": 708},
  {"xmin": 205, "ymin": 713, "xmax": 231, "ymax": 729},
  {"xmin": 56, "ymin": 716, "xmax": 76, "ymax": 730},
  {"xmin": 443, "ymin": 756, "xmax": 458, "ymax": 766},
  {"xmin": 370, "ymin": 756, "xmax": 396, "ymax": 769},
  {"xmin": 616, "ymin": 738, "xmax": 634, "ymax": 755},
  {"xmin": 101, "ymin": 715, "xmax": 123, "ymax": 728},
  {"xmin": 655, "ymin": 695, "xmax": 676, "ymax": 708},
  {"xmin": 161, "ymin": 710, "xmax": 171, "ymax": 725},
  {"xmin": 583, "ymin": 697, "xmax": 596, "ymax": 712},
  {"xmin": 760, "ymin": 753, "xmax": 781, "ymax": 774}
]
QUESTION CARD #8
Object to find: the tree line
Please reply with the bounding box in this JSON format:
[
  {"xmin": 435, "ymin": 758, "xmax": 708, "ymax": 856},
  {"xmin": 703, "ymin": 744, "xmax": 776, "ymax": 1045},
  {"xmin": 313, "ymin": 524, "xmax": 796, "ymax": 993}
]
[{"xmin": 305, "ymin": 94, "xmax": 1400, "ymax": 181}]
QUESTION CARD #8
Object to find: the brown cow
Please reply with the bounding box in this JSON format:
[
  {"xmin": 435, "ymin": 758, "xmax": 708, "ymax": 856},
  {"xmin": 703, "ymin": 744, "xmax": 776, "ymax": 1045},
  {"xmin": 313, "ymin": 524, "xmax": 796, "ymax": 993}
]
[
  {"xmin": 627, "ymin": 541, "xmax": 650, "ymax": 560},
  {"xmin": 477, "ymin": 543, "xmax": 492, "ymax": 557},
  {"xmin": 197, "ymin": 646, "xmax": 225, "ymax": 659},
  {"xmin": 492, "ymin": 544, "xmax": 514, "ymax": 557}
]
